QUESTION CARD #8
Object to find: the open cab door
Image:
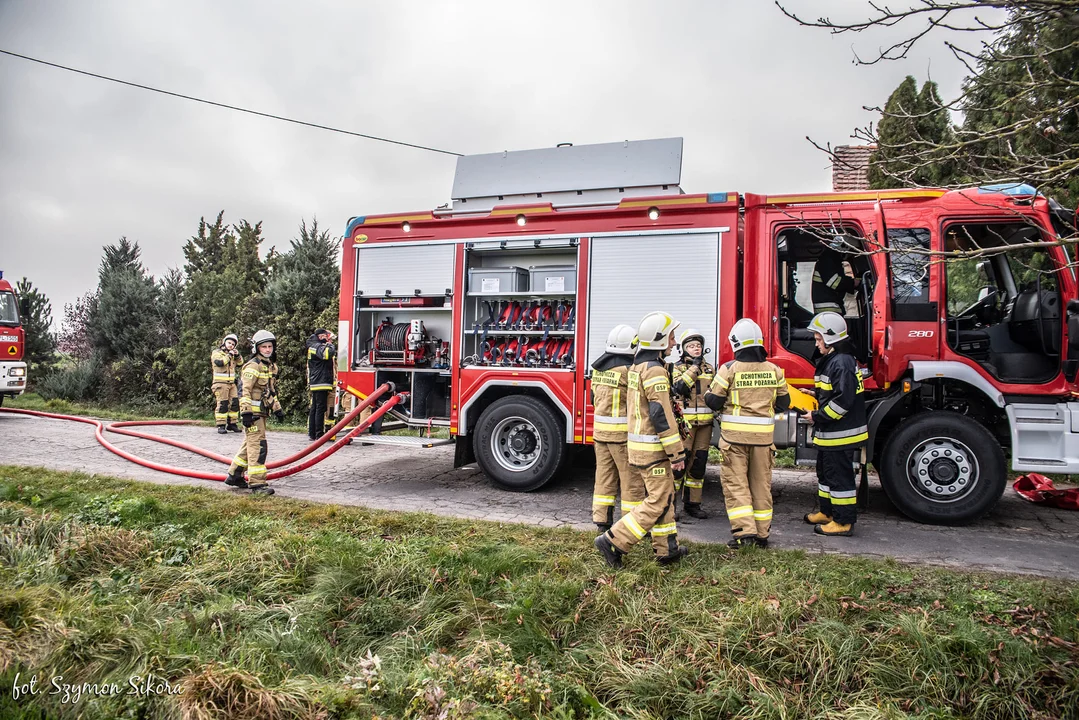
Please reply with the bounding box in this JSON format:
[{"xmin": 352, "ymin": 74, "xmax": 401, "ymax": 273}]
[{"xmin": 744, "ymin": 191, "xmax": 896, "ymax": 391}]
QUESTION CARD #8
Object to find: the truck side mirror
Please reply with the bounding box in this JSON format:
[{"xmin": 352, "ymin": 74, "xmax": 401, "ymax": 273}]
[{"xmin": 18, "ymin": 297, "xmax": 30, "ymax": 319}]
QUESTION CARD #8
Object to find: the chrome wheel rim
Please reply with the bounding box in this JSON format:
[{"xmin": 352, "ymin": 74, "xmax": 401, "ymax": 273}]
[
  {"xmin": 905, "ymin": 436, "xmax": 979, "ymax": 503},
  {"xmin": 490, "ymin": 415, "xmax": 542, "ymax": 473}
]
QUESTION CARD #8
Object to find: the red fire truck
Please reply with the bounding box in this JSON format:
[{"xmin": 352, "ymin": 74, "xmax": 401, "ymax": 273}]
[
  {"xmin": 0, "ymin": 271, "xmax": 29, "ymax": 406},
  {"xmin": 336, "ymin": 138, "xmax": 1079, "ymax": 525}
]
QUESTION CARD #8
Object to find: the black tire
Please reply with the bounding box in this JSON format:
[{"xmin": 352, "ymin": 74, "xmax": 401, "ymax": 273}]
[
  {"xmin": 879, "ymin": 410, "xmax": 1006, "ymax": 525},
  {"xmin": 473, "ymin": 395, "xmax": 566, "ymax": 491}
]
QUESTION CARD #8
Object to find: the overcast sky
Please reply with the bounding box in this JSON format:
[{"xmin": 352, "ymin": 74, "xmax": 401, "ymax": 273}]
[{"xmin": 0, "ymin": 1, "xmax": 984, "ymax": 323}]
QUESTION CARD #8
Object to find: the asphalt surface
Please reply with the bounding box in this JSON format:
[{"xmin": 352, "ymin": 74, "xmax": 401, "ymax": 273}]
[{"xmin": 3, "ymin": 411, "xmax": 1078, "ymax": 580}]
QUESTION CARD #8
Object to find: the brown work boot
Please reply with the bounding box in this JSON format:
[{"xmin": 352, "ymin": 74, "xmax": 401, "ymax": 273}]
[
  {"xmin": 804, "ymin": 511, "xmax": 831, "ymax": 525},
  {"xmin": 594, "ymin": 533, "xmax": 624, "ymax": 569},
  {"xmin": 814, "ymin": 521, "xmax": 853, "ymax": 537}
]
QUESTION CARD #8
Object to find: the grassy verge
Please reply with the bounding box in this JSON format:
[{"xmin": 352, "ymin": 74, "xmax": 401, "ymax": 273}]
[
  {"xmin": 7, "ymin": 392, "xmax": 311, "ymax": 434},
  {"xmin": 709, "ymin": 446, "xmax": 799, "ymax": 468},
  {"xmin": 1, "ymin": 467, "xmax": 1076, "ymax": 719}
]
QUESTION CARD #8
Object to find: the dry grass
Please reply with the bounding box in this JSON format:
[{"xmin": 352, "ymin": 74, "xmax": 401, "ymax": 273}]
[
  {"xmin": 179, "ymin": 664, "xmax": 325, "ymax": 720},
  {"xmin": 0, "ymin": 465, "xmax": 1077, "ymax": 719}
]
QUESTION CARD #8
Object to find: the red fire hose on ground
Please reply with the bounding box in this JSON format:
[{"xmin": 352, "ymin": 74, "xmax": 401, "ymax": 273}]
[
  {"xmin": 1013, "ymin": 473, "xmax": 1079, "ymax": 511},
  {"xmin": 0, "ymin": 384, "xmax": 404, "ymax": 486}
]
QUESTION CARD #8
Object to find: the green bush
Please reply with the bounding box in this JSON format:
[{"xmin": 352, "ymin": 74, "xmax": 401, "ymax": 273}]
[{"xmin": 35, "ymin": 358, "xmax": 100, "ymax": 402}]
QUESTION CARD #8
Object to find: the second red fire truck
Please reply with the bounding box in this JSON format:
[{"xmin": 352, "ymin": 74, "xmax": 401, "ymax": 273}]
[
  {"xmin": 336, "ymin": 138, "xmax": 1079, "ymax": 526},
  {"xmin": 0, "ymin": 271, "xmax": 29, "ymax": 406}
]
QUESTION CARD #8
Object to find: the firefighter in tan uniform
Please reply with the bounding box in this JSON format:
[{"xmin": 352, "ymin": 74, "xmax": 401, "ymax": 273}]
[
  {"xmin": 590, "ymin": 325, "xmax": 645, "ymax": 532},
  {"xmin": 595, "ymin": 312, "xmax": 689, "ymax": 569},
  {"xmin": 704, "ymin": 319, "xmax": 790, "ymax": 548},
  {"xmin": 210, "ymin": 333, "xmax": 242, "ymax": 434},
  {"xmin": 225, "ymin": 330, "xmax": 284, "ymax": 495},
  {"xmin": 671, "ymin": 328, "xmax": 715, "ymax": 519}
]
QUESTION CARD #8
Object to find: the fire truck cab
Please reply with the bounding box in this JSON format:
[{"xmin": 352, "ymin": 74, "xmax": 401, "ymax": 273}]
[
  {"xmin": 0, "ymin": 271, "xmax": 29, "ymax": 405},
  {"xmin": 337, "ymin": 138, "xmax": 1079, "ymax": 525}
]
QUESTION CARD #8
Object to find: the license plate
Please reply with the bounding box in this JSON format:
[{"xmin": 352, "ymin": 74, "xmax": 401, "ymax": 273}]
[{"xmin": 0, "ymin": 335, "xmax": 17, "ymax": 342}]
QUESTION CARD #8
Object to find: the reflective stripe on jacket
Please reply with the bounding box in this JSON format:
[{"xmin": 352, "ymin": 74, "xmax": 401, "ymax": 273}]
[
  {"xmin": 590, "ymin": 356, "xmax": 632, "ymax": 443},
  {"xmin": 810, "ymin": 351, "xmax": 867, "ymax": 448},
  {"xmin": 671, "ymin": 359, "xmax": 715, "ymax": 426},
  {"xmin": 706, "ymin": 360, "xmax": 789, "ymax": 446},
  {"xmin": 306, "ymin": 334, "xmax": 337, "ymax": 392},
  {"xmin": 627, "ymin": 354, "xmax": 685, "ymax": 467},
  {"xmin": 240, "ymin": 357, "xmax": 281, "ymax": 417},
  {"xmin": 210, "ymin": 347, "xmax": 240, "ymax": 385}
]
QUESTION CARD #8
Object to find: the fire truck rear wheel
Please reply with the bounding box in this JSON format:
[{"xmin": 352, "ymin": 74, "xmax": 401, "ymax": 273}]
[
  {"xmin": 879, "ymin": 410, "xmax": 1006, "ymax": 525},
  {"xmin": 473, "ymin": 396, "xmax": 566, "ymax": 492}
]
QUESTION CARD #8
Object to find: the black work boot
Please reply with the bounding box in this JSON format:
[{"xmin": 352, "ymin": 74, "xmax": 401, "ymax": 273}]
[
  {"xmin": 594, "ymin": 534, "xmax": 624, "ymax": 569},
  {"xmin": 727, "ymin": 534, "xmax": 759, "ymax": 549},
  {"xmin": 596, "ymin": 522, "xmax": 612, "ymax": 534},
  {"xmin": 250, "ymin": 483, "xmax": 275, "ymax": 496},
  {"xmin": 684, "ymin": 503, "xmax": 710, "ymax": 519},
  {"xmin": 224, "ymin": 473, "xmax": 248, "ymax": 489},
  {"xmin": 754, "ymin": 536, "xmax": 770, "ymax": 549},
  {"xmin": 656, "ymin": 545, "xmax": 689, "ymax": 566},
  {"xmin": 216, "ymin": 425, "xmax": 227, "ymax": 434},
  {"xmin": 226, "ymin": 423, "xmax": 241, "ymax": 433}
]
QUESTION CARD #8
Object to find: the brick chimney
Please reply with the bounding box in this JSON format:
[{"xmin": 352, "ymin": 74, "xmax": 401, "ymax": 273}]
[{"xmin": 831, "ymin": 145, "xmax": 875, "ymax": 192}]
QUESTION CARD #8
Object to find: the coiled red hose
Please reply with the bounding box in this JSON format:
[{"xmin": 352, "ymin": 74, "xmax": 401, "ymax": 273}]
[{"xmin": 0, "ymin": 385, "xmax": 404, "ymax": 486}]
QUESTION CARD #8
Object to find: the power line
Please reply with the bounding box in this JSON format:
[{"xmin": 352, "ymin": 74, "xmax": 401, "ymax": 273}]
[{"xmin": 0, "ymin": 48, "xmax": 464, "ymax": 157}]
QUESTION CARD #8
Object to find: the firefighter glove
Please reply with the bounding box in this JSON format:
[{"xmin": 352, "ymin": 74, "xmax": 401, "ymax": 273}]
[
  {"xmin": 274, "ymin": 409, "xmax": 286, "ymax": 422},
  {"xmin": 241, "ymin": 412, "xmax": 255, "ymax": 428},
  {"xmin": 691, "ymin": 355, "xmax": 703, "ymax": 367}
]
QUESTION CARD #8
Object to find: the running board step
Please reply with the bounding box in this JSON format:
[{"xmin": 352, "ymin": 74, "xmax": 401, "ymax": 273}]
[{"xmin": 355, "ymin": 435, "xmax": 453, "ymax": 448}]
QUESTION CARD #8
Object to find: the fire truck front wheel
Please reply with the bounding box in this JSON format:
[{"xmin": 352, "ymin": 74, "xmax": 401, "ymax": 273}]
[
  {"xmin": 473, "ymin": 396, "xmax": 566, "ymax": 491},
  {"xmin": 879, "ymin": 410, "xmax": 1006, "ymax": 525}
]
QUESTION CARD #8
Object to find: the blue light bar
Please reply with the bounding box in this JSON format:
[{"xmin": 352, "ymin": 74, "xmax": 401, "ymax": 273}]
[
  {"xmin": 344, "ymin": 216, "xmax": 367, "ymax": 238},
  {"xmin": 978, "ymin": 183, "xmax": 1038, "ymax": 197}
]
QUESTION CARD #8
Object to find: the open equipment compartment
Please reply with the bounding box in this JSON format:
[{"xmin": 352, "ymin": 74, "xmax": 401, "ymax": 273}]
[
  {"xmin": 351, "ymin": 243, "xmax": 455, "ymax": 425},
  {"xmin": 461, "ymin": 239, "xmax": 579, "ymax": 370}
]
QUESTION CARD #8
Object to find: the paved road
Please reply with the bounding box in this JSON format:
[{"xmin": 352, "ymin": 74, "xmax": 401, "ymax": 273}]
[{"xmin": 3, "ymin": 411, "xmax": 1078, "ymax": 580}]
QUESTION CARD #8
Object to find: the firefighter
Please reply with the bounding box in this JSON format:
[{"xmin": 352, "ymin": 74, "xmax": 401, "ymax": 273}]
[
  {"xmin": 590, "ymin": 324, "xmax": 645, "ymax": 532},
  {"xmin": 812, "ymin": 244, "xmax": 860, "ymax": 314},
  {"xmin": 705, "ymin": 319, "xmax": 790, "ymax": 548},
  {"xmin": 594, "ymin": 312, "xmax": 689, "ymax": 569},
  {"xmin": 802, "ymin": 311, "xmax": 867, "ymax": 536},
  {"xmin": 225, "ymin": 330, "xmax": 285, "ymax": 495},
  {"xmin": 306, "ymin": 328, "xmax": 336, "ymax": 441},
  {"xmin": 210, "ymin": 333, "xmax": 242, "ymax": 434},
  {"xmin": 671, "ymin": 328, "xmax": 715, "ymax": 519}
]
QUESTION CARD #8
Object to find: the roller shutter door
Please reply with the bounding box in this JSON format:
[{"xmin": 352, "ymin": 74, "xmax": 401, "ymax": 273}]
[
  {"xmin": 587, "ymin": 233, "xmax": 721, "ymax": 366},
  {"xmin": 356, "ymin": 244, "xmax": 456, "ymax": 297}
]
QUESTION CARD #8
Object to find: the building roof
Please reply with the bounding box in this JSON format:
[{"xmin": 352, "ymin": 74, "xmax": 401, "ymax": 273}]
[{"xmin": 831, "ymin": 145, "xmax": 875, "ymax": 192}]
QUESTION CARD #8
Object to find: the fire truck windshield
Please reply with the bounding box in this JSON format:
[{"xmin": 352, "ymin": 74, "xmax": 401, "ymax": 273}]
[{"xmin": 0, "ymin": 292, "xmax": 19, "ymax": 326}]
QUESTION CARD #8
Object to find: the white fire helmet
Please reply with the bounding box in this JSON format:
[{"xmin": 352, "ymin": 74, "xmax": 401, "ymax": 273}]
[
  {"xmin": 677, "ymin": 328, "xmax": 705, "ymax": 350},
  {"xmin": 605, "ymin": 324, "xmax": 637, "ymax": 356},
  {"xmin": 636, "ymin": 311, "xmax": 680, "ymax": 351},
  {"xmin": 728, "ymin": 319, "xmax": 764, "ymax": 352},
  {"xmin": 251, "ymin": 329, "xmax": 276, "ymax": 353},
  {"xmin": 809, "ymin": 312, "xmax": 848, "ymax": 345},
  {"xmin": 222, "ymin": 333, "xmax": 238, "ymax": 345}
]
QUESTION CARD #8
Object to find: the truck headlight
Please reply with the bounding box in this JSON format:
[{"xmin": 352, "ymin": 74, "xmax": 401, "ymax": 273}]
[{"xmin": 9, "ymin": 367, "xmax": 25, "ymax": 377}]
